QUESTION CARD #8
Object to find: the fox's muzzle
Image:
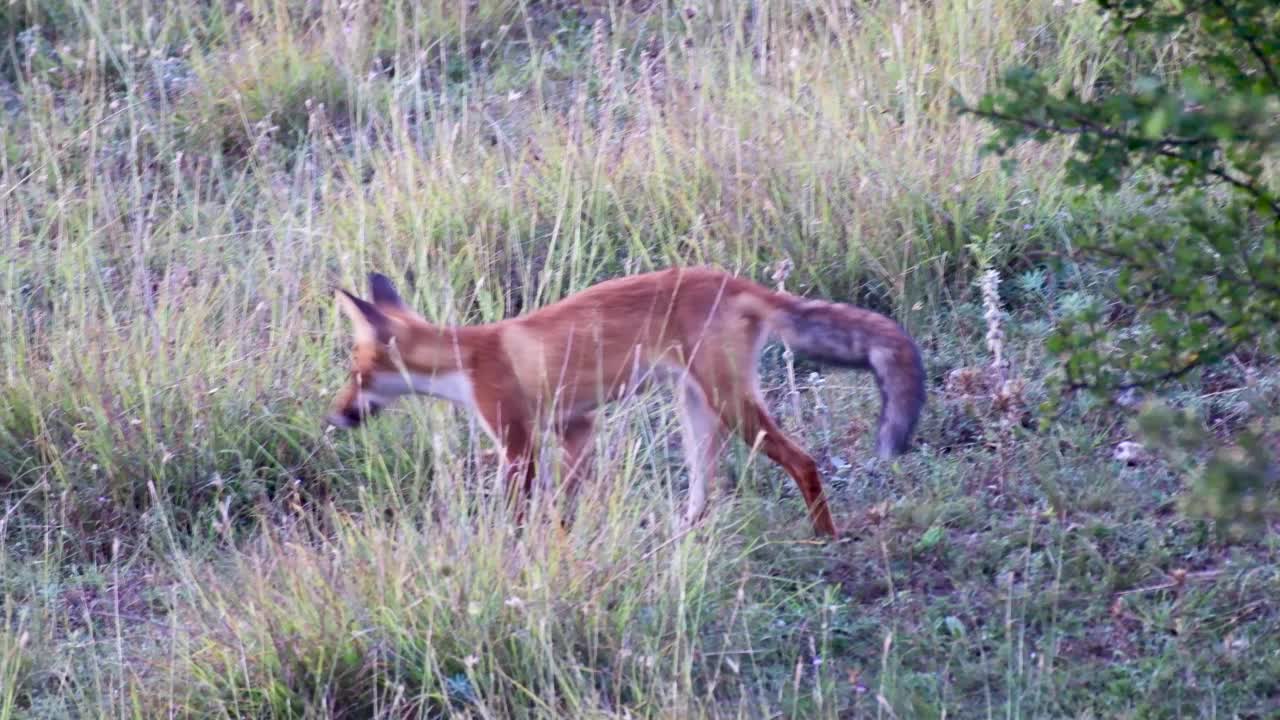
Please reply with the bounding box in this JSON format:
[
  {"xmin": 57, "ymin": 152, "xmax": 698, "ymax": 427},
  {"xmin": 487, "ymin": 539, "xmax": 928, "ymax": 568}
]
[{"xmin": 327, "ymin": 400, "xmax": 382, "ymax": 429}]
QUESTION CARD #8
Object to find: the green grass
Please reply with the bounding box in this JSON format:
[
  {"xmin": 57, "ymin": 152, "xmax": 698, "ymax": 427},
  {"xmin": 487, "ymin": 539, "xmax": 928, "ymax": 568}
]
[{"xmin": 2, "ymin": 0, "xmax": 1278, "ymax": 717}]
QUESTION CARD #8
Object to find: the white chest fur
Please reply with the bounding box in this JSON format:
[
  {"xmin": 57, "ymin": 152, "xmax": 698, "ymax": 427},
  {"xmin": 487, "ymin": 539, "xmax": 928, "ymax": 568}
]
[
  {"xmin": 408, "ymin": 370, "xmax": 477, "ymax": 406},
  {"xmin": 367, "ymin": 369, "xmax": 475, "ymax": 405}
]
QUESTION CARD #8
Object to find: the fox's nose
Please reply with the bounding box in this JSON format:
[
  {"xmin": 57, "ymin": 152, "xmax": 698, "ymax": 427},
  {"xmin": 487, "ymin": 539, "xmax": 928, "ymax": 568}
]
[
  {"xmin": 327, "ymin": 406, "xmax": 364, "ymax": 429},
  {"xmin": 327, "ymin": 401, "xmax": 384, "ymax": 429}
]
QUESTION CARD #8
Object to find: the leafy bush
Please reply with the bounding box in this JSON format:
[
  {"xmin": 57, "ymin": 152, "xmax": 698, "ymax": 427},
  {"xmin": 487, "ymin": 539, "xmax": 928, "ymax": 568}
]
[{"xmin": 966, "ymin": 0, "xmax": 1279, "ymax": 529}]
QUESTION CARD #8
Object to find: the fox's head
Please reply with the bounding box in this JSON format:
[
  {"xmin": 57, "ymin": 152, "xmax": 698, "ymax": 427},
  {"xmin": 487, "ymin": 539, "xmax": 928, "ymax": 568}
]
[{"xmin": 327, "ymin": 272, "xmax": 421, "ymax": 429}]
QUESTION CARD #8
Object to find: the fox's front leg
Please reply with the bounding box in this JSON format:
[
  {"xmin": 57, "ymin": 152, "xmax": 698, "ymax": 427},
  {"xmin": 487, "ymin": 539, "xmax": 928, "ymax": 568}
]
[
  {"xmin": 556, "ymin": 412, "xmax": 597, "ymax": 519},
  {"xmin": 476, "ymin": 395, "xmax": 538, "ymax": 528},
  {"xmin": 497, "ymin": 422, "xmax": 538, "ymax": 527}
]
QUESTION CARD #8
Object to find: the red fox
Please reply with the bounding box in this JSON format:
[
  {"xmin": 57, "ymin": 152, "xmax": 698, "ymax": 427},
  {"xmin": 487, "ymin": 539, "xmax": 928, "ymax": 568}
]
[{"xmin": 327, "ymin": 267, "xmax": 925, "ymax": 537}]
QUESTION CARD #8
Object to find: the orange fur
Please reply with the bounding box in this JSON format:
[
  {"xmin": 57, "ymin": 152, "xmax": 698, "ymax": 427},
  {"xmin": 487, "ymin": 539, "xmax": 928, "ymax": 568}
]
[{"xmin": 327, "ymin": 267, "xmax": 926, "ymax": 537}]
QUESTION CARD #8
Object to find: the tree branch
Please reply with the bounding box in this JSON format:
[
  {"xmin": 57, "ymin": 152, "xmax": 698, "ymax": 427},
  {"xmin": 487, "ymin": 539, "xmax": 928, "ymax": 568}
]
[
  {"xmin": 963, "ymin": 106, "xmax": 1280, "ymax": 218},
  {"xmin": 1208, "ymin": 0, "xmax": 1280, "ymax": 91},
  {"xmin": 1063, "ymin": 338, "xmax": 1241, "ymax": 395}
]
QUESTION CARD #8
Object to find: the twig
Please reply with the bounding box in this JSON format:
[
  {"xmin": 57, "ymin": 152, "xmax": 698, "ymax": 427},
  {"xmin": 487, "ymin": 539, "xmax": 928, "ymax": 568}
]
[{"xmin": 1114, "ymin": 570, "xmax": 1222, "ymax": 597}]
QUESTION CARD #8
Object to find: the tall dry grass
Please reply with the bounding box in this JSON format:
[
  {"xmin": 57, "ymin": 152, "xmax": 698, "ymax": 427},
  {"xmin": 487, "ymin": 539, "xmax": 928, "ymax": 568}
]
[
  {"xmin": 0, "ymin": 0, "xmax": 1144, "ymax": 715},
  {"xmin": 1, "ymin": 0, "xmax": 1116, "ymax": 553}
]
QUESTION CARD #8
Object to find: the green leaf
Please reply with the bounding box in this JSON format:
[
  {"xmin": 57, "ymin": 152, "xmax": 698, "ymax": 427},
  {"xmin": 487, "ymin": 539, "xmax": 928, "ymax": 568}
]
[{"xmin": 1141, "ymin": 107, "xmax": 1170, "ymax": 138}]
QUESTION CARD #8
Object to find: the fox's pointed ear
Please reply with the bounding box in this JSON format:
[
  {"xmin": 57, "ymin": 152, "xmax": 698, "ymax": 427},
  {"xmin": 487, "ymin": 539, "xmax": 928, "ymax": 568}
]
[
  {"xmin": 368, "ymin": 272, "xmax": 407, "ymax": 310},
  {"xmin": 335, "ymin": 288, "xmax": 392, "ymax": 344}
]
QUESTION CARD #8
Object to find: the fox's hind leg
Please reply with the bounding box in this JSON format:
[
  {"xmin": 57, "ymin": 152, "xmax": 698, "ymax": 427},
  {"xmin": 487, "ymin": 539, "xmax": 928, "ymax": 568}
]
[
  {"xmin": 686, "ymin": 331, "xmax": 838, "ymax": 537},
  {"xmin": 678, "ymin": 379, "xmax": 727, "ymax": 530},
  {"xmin": 729, "ymin": 400, "xmax": 836, "ymax": 537},
  {"xmin": 690, "ymin": 372, "xmax": 837, "ymax": 537}
]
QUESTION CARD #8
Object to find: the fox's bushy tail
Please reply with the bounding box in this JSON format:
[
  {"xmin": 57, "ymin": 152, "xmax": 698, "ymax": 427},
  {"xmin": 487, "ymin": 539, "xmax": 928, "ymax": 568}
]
[{"xmin": 772, "ymin": 297, "xmax": 926, "ymax": 458}]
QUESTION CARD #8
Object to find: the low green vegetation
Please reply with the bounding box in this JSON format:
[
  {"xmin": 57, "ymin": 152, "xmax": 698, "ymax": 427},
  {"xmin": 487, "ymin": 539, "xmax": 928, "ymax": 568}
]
[
  {"xmin": 966, "ymin": 0, "xmax": 1280, "ymax": 538},
  {"xmin": 1, "ymin": 0, "xmax": 1276, "ymax": 717}
]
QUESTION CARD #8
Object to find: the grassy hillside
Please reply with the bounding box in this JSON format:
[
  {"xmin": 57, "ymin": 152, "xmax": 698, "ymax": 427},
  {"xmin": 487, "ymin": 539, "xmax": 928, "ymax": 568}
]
[{"xmin": 2, "ymin": 1, "xmax": 1277, "ymax": 717}]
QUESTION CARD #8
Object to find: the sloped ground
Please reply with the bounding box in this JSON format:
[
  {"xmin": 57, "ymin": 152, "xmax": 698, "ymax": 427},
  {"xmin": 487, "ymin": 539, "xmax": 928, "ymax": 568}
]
[{"xmin": 2, "ymin": 1, "xmax": 1277, "ymax": 717}]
